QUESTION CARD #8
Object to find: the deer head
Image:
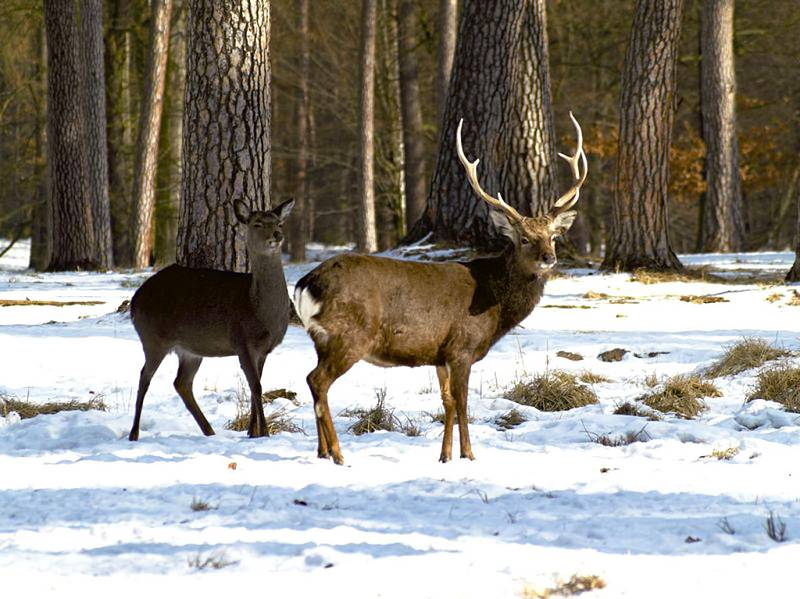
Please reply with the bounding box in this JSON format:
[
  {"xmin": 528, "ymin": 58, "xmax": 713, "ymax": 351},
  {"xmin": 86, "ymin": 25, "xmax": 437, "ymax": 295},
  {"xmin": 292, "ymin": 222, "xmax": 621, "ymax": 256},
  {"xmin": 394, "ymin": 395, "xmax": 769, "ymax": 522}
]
[
  {"xmin": 234, "ymin": 198, "xmax": 295, "ymax": 256},
  {"xmin": 456, "ymin": 113, "xmax": 587, "ymax": 276}
]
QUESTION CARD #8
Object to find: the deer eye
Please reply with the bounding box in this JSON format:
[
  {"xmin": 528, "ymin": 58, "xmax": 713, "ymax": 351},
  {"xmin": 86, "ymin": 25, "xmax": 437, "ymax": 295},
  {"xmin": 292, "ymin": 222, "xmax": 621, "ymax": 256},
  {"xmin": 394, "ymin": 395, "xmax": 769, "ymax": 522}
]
[
  {"xmin": 520, "ymin": 237, "xmax": 530, "ymax": 245},
  {"xmin": 252, "ymin": 222, "xmax": 263, "ymax": 228}
]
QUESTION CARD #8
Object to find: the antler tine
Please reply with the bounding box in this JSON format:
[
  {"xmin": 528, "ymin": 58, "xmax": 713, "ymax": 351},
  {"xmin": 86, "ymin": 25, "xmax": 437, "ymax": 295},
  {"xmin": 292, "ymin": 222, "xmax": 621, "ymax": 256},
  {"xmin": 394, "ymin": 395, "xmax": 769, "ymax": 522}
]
[
  {"xmin": 456, "ymin": 119, "xmax": 524, "ymax": 223},
  {"xmin": 552, "ymin": 112, "xmax": 588, "ymax": 212}
]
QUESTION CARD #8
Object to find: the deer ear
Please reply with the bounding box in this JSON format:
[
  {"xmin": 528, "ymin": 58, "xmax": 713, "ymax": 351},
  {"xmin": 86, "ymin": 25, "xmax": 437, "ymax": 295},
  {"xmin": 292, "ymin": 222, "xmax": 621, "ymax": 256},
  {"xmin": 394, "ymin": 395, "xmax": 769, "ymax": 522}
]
[
  {"xmin": 233, "ymin": 200, "xmax": 251, "ymax": 224},
  {"xmin": 272, "ymin": 198, "xmax": 296, "ymax": 223},
  {"xmin": 551, "ymin": 210, "xmax": 577, "ymax": 236},
  {"xmin": 489, "ymin": 208, "xmax": 520, "ymax": 244}
]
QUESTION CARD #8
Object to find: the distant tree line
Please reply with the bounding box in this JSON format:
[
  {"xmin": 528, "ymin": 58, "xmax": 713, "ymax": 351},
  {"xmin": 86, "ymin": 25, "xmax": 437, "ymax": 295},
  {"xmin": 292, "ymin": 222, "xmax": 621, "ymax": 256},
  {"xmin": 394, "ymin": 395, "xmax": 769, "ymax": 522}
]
[{"xmin": 0, "ymin": 0, "xmax": 797, "ymax": 275}]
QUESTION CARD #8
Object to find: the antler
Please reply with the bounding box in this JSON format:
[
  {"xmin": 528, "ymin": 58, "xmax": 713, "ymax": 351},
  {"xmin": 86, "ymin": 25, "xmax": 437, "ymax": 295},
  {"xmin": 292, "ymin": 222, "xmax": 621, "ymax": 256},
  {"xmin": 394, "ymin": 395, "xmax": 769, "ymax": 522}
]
[
  {"xmin": 551, "ymin": 111, "xmax": 588, "ymax": 214},
  {"xmin": 456, "ymin": 119, "xmax": 524, "ymax": 223}
]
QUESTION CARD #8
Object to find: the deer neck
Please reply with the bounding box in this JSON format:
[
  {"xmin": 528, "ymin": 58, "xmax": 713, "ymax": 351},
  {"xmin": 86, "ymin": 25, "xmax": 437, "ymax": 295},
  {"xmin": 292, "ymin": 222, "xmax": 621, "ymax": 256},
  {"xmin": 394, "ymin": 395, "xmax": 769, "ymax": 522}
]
[
  {"xmin": 494, "ymin": 249, "xmax": 548, "ymax": 333},
  {"xmin": 249, "ymin": 251, "xmax": 288, "ymax": 322}
]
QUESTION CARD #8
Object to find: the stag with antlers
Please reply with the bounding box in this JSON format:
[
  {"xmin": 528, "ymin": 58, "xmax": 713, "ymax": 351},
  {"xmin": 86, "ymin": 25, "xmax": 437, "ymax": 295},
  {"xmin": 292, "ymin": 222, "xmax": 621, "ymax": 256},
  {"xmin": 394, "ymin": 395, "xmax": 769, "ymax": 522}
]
[{"xmin": 294, "ymin": 114, "xmax": 588, "ymax": 464}]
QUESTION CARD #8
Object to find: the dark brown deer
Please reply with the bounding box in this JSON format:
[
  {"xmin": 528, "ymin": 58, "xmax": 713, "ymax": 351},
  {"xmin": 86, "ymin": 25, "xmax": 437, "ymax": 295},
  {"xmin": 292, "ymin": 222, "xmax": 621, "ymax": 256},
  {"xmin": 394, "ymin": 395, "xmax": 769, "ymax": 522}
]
[
  {"xmin": 128, "ymin": 199, "xmax": 295, "ymax": 441},
  {"xmin": 294, "ymin": 114, "xmax": 587, "ymax": 464}
]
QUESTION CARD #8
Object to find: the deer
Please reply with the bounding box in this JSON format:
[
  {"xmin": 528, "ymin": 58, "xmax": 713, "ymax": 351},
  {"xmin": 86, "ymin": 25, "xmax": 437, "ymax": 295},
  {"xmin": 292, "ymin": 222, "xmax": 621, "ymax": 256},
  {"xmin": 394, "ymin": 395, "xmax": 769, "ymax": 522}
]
[
  {"xmin": 127, "ymin": 198, "xmax": 295, "ymax": 441},
  {"xmin": 293, "ymin": 113, "xmax": 587, "ymax": 465}
]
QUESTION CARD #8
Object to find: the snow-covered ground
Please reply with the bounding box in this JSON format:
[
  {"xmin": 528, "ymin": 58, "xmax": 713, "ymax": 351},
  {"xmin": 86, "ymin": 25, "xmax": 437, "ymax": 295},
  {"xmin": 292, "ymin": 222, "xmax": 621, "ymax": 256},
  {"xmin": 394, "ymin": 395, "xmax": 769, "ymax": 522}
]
[{"xmin": 2, "ymin": 239, "xmax": 800, "ymax": 598}]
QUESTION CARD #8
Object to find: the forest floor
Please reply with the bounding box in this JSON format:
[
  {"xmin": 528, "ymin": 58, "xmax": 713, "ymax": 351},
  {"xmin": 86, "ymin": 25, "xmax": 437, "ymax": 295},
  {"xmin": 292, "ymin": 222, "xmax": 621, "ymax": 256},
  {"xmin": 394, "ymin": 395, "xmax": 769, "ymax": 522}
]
[{"xmin": 2, "ymin": 240, "xmax": 800, "ymax": 598}]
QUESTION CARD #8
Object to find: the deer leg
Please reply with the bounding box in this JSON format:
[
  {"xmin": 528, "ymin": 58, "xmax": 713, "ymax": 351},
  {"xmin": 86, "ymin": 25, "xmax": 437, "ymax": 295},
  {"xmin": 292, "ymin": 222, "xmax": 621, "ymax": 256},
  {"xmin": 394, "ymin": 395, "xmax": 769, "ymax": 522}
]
[
  {"xmin": 174, "ymin": 352, "xmax": 214, "ymax": 436},
  {"xmin": 238, "ymin": 350, "xmax": 266, "ymax": 438},
  {"xmin": 449, "ymin": 360, "xmax": 475, "ymax": 460},
  {"xmin": 436, "ymin": 365, "xmax": 456, "ymax": 463},
  {"xmin": 307, "ymin": 345, "xmax": 362, "ymax": 465},
  {"xmin": 129, "ymin": 346, "xmax": 167, "ymax": 441}
]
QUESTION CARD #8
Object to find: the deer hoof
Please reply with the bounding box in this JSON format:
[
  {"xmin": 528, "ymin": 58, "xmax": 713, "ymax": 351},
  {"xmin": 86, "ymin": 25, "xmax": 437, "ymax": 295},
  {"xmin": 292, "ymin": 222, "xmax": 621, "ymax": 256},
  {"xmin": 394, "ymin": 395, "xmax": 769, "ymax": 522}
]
[{"xmin": 439, "ymin": 454, "xmax": 451, "ymax": 463}]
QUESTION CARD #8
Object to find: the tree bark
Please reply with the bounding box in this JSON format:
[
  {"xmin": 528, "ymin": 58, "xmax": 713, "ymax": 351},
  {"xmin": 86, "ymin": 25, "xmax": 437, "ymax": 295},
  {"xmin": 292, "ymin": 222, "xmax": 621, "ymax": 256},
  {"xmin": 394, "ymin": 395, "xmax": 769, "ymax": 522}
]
[
  {"xmin": 131, "ymin": 0, "xmax": 173, "ymax": 269},
  {"xmin": 356, "ymin": 0, "xmax": 379, "ymax": 253},
  {"xmin": 177, "ymin": 0, "xmax": 271, "ymax": 271},
  {"xmin": 699, "ymin": 0, "xmax": 743, "ymax": 252},
  {"xmin": 43, "ymin": 0, "xmax": 97, "ymax": 271},
  {"xmin": 105, "ymin": 0, "xmax": 134, "ymax": 266},
  {"xmin": 601, "ymin": 0, "xmax": 684, "ymax": 272},
  {"xmin": 436, "ymin": 0, "xmax": 457, "ymax": 128},
  {"xmin": 406, "ymin": 0, "xmax": 557, "ymax": 247},
  {"xmin": 155, "ymin": 1, "xmax": 186, "ymax": 265},
  {"xmin": 289, "ymin": 0, "xmax": 310, "ymax": 262},
  {"xmin": 397, "ymin": 0, "xmax": 426, "ymax": 233},
  {"xmin": 80, "ymin": 0, "xmax": 113, "ymax": 269},
  {"xmin": 30, "ymin": 23, "xmax": 51, "ymax": 271}
]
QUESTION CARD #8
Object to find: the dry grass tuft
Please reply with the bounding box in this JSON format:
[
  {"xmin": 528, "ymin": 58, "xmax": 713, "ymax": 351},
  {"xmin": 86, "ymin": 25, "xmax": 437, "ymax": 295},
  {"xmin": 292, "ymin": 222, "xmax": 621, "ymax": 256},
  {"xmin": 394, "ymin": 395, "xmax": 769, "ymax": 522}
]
[
  {"xmin": 344, "ymin": 389, "xmax": 401, "ymax": 435},
  {"xmin": 0, "ymin": 298, "xmax": 104, "ymax": 307},
  {"xmin": 679, "ymin": 294, "xmax": 729, "ymax": 304},
  {"xmin": 630, "ymin": 267, "xmax": 780, "ymax": 286},
  {"xmin": 0, "ymin": 393, "xmax": 107, "ymax": 419},
  {"xmin": 766, "ymin": 292, "xmax": 783, "ymax": 303},
  {"xmin": 427, "ymin": 409, "xmax": 474, "ymax": 425},
  {"xmin": 706, "ymin": 446, "xmax": 739, "ymax": 460},
  {"xmin": 637, "ymin": 374, "xmax": 719, "ymax": 419},
  {"xmin": 704, "ymin": 338, "xmax": 791, "ymax": 378},
  {"xmin": 788, "ymin": 290, "xmax": 800, "ymax": 306},
  {"xmin": 747, "ymin": 365, "xmax": 800, "ymax": 412},
  {"xmin": 523, "ymin": 574, "xmax": 607, "ymax": 598},
  {"xmin": 190, "ymin": 498, "xmax": 214, "ymax": 512},
  {"xmin": 187, "ymin": 551, "xmax": 238, "ymax": 570},
  {"xmin": 225, "ymin": 381, "xmax": 303, "ymax": 434},
  {"xmin": 495, "ymin": 408, "xmax": 527, "ymax": 430},
  {"xmin": 578, "ymin": 371, "xmax": 613, "ymax": 384},
  {"xmin": 643, "ymin": 373, "xmax": 660, "ymax": 388},
  {"xmin": 613, "ymin": 401, "xmax": 662, "ymax": 420},
  {"xmin": 766, "ymin": 511, "xmax": 787, "ymax": 542},
  {"xmin": 504, "ymin": 371, "xmax": 598, "ymax": 411},
  {"xmin": 587, "ymin": 425, "xmax": 651, "ymax": 447}
]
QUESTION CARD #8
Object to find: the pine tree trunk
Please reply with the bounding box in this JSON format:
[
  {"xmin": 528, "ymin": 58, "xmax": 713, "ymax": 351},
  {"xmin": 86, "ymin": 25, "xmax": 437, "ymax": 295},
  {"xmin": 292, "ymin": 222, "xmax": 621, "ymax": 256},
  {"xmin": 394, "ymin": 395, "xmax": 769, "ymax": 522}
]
[
  {"xmin": 106, "ymin": 0, "xmax": 134, "ymax": 266},
  {"xmin": 601, "ymin": 0, "xmax": 684, "ymax": 272},
  {"xmin": 397, "ymin": 0, "xmax": 426, "ymax": 233},
  {"xmin": 43, "ymin": 0, "xmax": 97, "ymax": 271},
  {"xmin": 154, "ymin": 1, "xmax": 185, "ymax": 266},
  {"xmin": 785, "ymin": 81, "xmax": 800, "ymax": 281},
  {"xmin": 177, "ymin": 0, "xmax": 271, "ymax": 271},
  {"xmin": 289, "ymin": 0, "xmax": 310, "ymax": 262},
  {"xmin": 80, "ymin": 0, "xmax": 113, "ymax": 269},
  {"xmin": 131, "ymin": 0, "xmax": 173, "ymax": 269},
  {"xmin": 30, "ymin": 24, "xmax": 51, "ymax": 271},
  {"xmin": 699, "ymin": 0, "xmax": 743, "ymax": 252},
  {"xmin": 436, "ymin": 0, "xmax": 457, "ymax": 128},
  {"xmin": 357, "ymin": 0, "xmax": 379, "ymax": 253},
  {"xmin": 406, "ymin": 0, "xmax": 557, "ymax": 247}
]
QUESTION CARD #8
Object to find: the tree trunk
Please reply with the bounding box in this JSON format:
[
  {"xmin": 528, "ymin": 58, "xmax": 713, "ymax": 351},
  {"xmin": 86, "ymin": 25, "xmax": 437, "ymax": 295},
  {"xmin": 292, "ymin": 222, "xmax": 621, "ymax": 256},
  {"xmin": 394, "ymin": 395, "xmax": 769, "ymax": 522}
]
[
  {"xmin": 43, "ymin": 0, "xmax": 97, "ymax": 271},
  {"xmin": 406, "ymin": 0, "xmax": 557, "ymax": 247},
  {"xmin": 289, "ymin": 0, "xmax": 310, "ymax": 262},
  {"xmin": 356, "ymin": 0, "xmax": 379, "ymax": 253},
  {"xmin": 30, "ymin": 24, "xmax": 51, "ymax": 271},
  {"xmin": 80, "ymin": 0, "xmax": 113, "ymax": 269},
  {"xmin": 397, "ymin": 0, "xmax": 426, "ymax": 233},
  {"xmin": 436, "ymin": 0, "xmax": 457, "ymax": 128},
  {"xmin": 699, "ymin": 0, "xmax": 743, "ymax": 252},
  {"xmin": 177, "ymin": 0, "xmax": 271, "ymax": 271},
  {"xmin": 155, "ymin": 1, "xmax": 186, "ymax": 265},
  {"xmin": 131, "ymin": 0, "xmax": 173, "ymax": 269},
  {"xmin": 106, "ymin": 0, "xmax": 134, "ymax": 266},
  {"xmin": 601, "ymin": 0, "xmax": 684, "ymax": 272}
]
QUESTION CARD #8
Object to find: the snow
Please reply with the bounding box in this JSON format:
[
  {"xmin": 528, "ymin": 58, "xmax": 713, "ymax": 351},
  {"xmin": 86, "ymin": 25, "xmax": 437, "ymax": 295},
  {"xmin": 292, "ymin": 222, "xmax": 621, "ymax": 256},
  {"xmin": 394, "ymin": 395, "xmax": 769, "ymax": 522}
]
[{"xmin": 3, "ymin": 239, "xmax": 800, "ymax": 598}]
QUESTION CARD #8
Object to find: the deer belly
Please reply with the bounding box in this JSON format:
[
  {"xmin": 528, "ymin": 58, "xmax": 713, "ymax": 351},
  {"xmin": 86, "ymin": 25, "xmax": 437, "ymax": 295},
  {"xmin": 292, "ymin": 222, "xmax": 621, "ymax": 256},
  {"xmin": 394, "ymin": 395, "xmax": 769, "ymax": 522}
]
[{"xmin": 364, "ymin": 325, "xmax": 445, "ymax": 367}]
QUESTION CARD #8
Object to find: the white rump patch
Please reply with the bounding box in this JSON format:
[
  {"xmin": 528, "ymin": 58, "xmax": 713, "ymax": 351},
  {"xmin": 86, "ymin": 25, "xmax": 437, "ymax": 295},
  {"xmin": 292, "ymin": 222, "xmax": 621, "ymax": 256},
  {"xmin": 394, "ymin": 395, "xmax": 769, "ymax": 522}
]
[{"xmin": 294, "ymin": 285, "xmax": 327, "ymax": 340}]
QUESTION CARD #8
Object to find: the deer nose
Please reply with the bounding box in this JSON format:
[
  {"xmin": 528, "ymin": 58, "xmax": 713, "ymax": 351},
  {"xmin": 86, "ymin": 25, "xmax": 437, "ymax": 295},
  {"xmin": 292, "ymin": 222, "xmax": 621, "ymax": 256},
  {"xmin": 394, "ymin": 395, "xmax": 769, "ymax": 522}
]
[
  {"xmin": 543, "ymin": 254, "xmax": 556, "ymax": 265},
  {"xmin": 273, "ymin": 231, "xmax": 283, "ymax": 242}
]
